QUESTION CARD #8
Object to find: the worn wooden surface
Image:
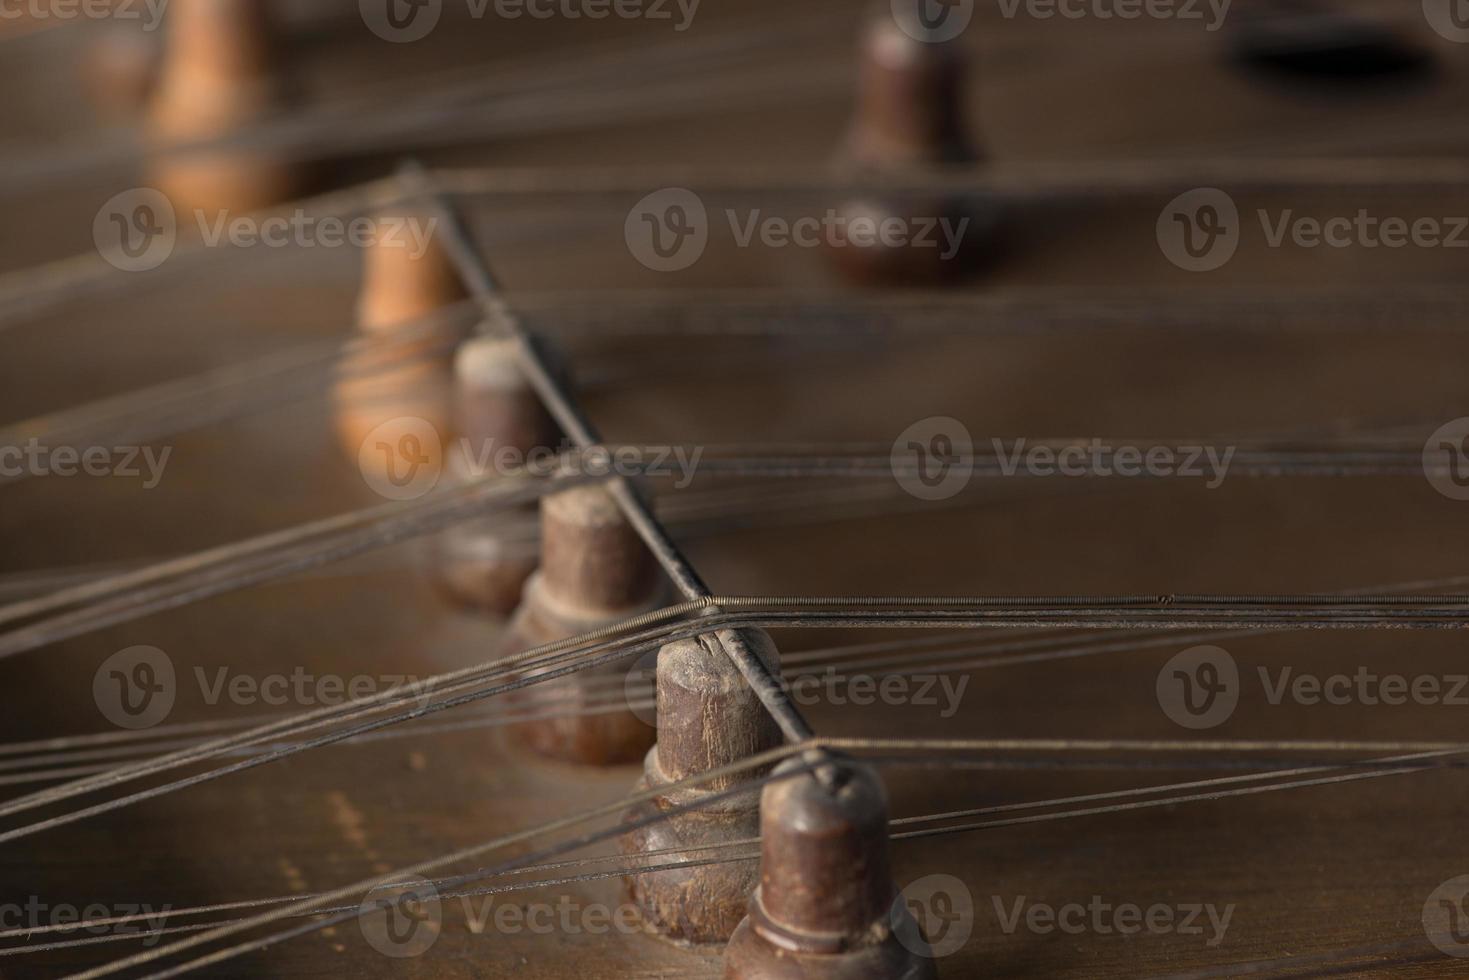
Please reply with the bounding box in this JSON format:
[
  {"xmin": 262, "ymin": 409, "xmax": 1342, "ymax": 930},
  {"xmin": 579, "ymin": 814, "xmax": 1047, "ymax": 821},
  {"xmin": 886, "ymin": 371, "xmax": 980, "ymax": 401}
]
[{"xmin": 4, "ymin": 2, "xmax": 1469, "ymax": 976}]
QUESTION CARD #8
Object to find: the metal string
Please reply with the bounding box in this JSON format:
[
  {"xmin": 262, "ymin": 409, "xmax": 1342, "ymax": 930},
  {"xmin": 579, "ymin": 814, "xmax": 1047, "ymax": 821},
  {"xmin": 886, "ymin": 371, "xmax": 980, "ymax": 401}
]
[
  {"xmin": 9, "ymin": 592, "xmax": 1469, "ymax": 841},
  {"xmin": 61, "ymin": 746, "xmax": 810, "ymax": 980},
  {"xmin": 0, "ymin": 16, "xmax": 840, "ymax": 194},
  {"xmin": 30, "ymin": 745, "xmax": 1453, "ymax": 969},
  {"xmin": 0, "ymin": 304, "xmax": 476, "ymax": 482}
]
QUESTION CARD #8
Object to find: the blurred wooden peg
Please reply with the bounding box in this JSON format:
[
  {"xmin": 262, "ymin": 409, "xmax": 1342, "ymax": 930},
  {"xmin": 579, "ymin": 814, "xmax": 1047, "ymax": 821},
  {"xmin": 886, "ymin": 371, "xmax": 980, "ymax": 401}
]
[{"xmin": 146, "ymin": 0, "xmax": 297, "ymax": 218}]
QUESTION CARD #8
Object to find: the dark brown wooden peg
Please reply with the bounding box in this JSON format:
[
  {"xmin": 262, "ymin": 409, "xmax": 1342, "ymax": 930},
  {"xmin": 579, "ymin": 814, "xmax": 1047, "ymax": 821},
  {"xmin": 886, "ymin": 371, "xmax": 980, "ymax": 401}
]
[{"xmin": 723, "ymin": 756, "xmax": 937, "ymax": 979}]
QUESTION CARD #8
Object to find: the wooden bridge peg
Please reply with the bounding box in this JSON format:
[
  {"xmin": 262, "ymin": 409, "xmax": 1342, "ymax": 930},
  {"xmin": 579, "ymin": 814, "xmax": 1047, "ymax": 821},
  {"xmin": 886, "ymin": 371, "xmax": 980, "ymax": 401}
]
[
  {"xmin": 430, "ymin": 335, "xmax": 563, "ymax": 615},
  {"xmin": 620, "ymin": 630, "xmax": 784, "ymax": 945},
  {"xmin": 146, "ymin": 0, "xmax": 297, "ymax": 219},
  {"xmin": 724, "ymin": 756, "xmax": 937, "ymax": 979},
  {"xmin": 502, "ymin": 483, "xmax": 664, "ymax": 766},
  {"xmin": 828, "ymin": 2, "xmax": 996, "ymax": 285}
]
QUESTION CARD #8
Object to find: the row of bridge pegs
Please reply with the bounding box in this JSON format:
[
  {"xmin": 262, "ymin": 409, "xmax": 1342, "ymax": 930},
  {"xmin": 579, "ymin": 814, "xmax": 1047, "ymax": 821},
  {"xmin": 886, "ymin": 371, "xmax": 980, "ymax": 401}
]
[
  {"xmin": 82, "ymin": 0, "xmax": 1436, "ymax": 226},
  {"xmin": 333, "ymin": 230, "xmax": 933, "ymax": 969},
  {"xmin": 332, "ymin": 1, "xmax": 998, "ymax": 614},
  {"xmin": 128, "ymin": 2, "xmax": 1424, "ymax": 973},
  {"xmin": 84, "ymin": 0, "xmax": 994, "ymax": 282},
  {"xmin": 83, "ymin": 3, "xmax": 929, "ymax": 966},
  {"xmin": 321, "ymin": 10, "xmax": 1004, "ymax": 971}
]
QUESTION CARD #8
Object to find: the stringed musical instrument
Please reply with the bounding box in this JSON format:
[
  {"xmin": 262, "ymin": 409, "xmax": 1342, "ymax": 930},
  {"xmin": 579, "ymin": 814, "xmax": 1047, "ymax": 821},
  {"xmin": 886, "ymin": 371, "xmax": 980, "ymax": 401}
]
[{"xmin": 3, "ymin": 1, "xmax": 1469, "ymax": 977}]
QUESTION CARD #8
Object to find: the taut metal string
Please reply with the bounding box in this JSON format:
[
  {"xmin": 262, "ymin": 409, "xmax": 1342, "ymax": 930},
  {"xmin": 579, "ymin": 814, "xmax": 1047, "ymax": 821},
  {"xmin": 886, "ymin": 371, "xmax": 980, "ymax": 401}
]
[
  {"xmin": 508, "ymin": 286, "xmax": 1469, "ymax": 337},
  {"xmin": 4, "ymin": 746, "xmax": 1451, "ymax": 956},
  {"xmin": 6, "ymin": 286, "xmax": 1468, "ymax": 469},
  {"xmin": 9, "ymin": 591, "xmax": 1469, "ymax": 842},
  {"xmin": 432, "ymin": 158, "xmax": 1469, "ymax": 199},
  {"xmin": 0, "ymin": 20, "xmax": 843, "ymax": 196},
  {"xmin": 61, "ymin": 746, "xmax": 811, "ymax": 980},
  {"xmin": 0, "ymin": 177, "xmax": 407, "ymax": 333},
  {"xmin": 0, "ymin": 304, "xmax": 475, "ymax": 483}
]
